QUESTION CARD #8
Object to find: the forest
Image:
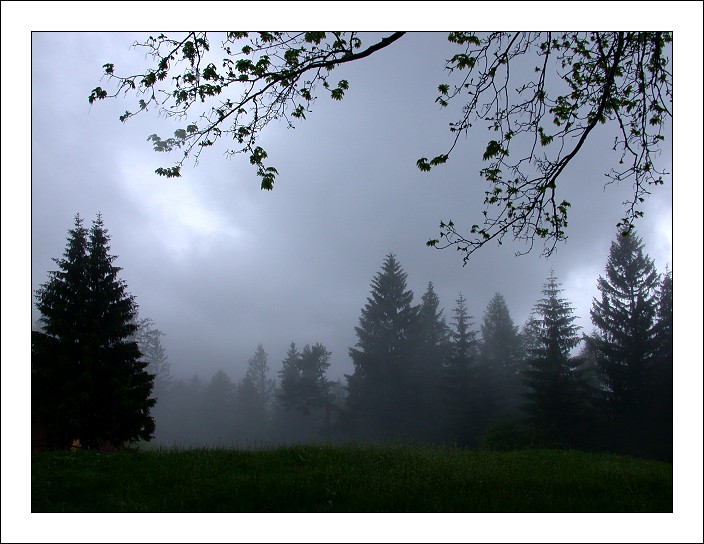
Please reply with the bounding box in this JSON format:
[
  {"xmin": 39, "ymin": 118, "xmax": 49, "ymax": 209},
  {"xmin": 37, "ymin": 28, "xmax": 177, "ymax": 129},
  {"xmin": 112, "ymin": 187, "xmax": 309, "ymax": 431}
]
[
  {"xmin": 147, "ymin": 237, "xmax": 672, "ymax": 462},
  {"xmin": 33, "ymin": 214, "xmax": 671, "ymax": 463}
]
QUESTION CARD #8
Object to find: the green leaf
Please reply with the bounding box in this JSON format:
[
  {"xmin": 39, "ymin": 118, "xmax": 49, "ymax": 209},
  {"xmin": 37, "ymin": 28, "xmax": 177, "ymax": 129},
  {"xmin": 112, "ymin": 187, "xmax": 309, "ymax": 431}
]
[
  {"xmin": 416, "ymin": 158, "xmax": 431, "ymax": 172},
  {"xmin": 155, "ymin": 166, "xmax": 181, "ymax": 178},
  {"xmin": 304, "ymin": 32, "xmax": 326, "ymax": 45},
  {"xmin": 482, "ymin": 140, "xmax": 502, "ymax": 161},
  {"xmin": 88, "ymin": 87, "xmax": 108, "ymax": 104},
  {"xmin": 429, "ymin": 154, "xmax": 448, "ymax": 166}
]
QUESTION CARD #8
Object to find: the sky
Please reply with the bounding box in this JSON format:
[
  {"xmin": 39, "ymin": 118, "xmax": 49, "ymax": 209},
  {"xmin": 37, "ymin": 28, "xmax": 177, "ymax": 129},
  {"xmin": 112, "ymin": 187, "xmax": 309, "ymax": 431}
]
[
  {"xmin": 4, "ymin": 2, "xmax": 704, "ymax": 542},
  {"xmin": 28, "ymin": 30, "xmax": 676, "ymax": 385}
]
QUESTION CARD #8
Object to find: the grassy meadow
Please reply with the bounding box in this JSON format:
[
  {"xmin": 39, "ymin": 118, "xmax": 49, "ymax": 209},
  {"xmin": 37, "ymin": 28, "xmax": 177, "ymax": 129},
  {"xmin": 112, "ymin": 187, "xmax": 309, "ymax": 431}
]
[{"xmin": 31, "ymin": 443, "xmax": 672, "ymax": 512}]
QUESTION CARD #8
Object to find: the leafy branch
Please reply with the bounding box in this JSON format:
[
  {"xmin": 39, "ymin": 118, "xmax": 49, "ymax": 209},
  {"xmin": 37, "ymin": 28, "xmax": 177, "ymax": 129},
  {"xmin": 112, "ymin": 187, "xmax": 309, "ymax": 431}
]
[
  {"xmin": 91, "ymin": 31, "xmax": 671, "ymax": 265},
  {"xmin": 90, "ymin": 32, "xmax": 405, "ymax": 189},
  {"xmin": 423, "ymin": 32, "xmax": 671, "ymax": 264}
]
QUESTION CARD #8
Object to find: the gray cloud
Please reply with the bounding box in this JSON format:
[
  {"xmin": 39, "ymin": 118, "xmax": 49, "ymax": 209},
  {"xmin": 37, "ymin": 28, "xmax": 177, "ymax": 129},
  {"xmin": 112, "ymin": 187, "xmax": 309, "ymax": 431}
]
[{"xmin": 30, "ymin": 31, "xmax": 673, "ymax": 384}]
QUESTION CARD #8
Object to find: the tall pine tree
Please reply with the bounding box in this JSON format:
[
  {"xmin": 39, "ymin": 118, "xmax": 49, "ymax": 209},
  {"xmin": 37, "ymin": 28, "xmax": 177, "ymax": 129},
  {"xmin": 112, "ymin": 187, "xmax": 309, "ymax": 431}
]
[
  {"xmin": 236, "ymin": 343, "xmax": 275, "ymax": 441},
  {"xmin": 278, "ymin": 344, "xmax": 332, "ymax": 411},
  {"xmin": 33, "ymin": 214, "xmax": 155, "ymax": 450},
  {"xmin": 586, "ymin": 232, "xmax": 661, "ymax": 457},
  {"xmin": 346, "ymin": 254, "xmax": 418, "ymax": 440},
  {"xmin": 133, "ymin": 316, "xmax": 172, "ymax": 398},
  {"xmin": 475, "ymin": 292, "xmax": 522, "ymax": 435},
  {"xmin": 522, "ymin": 270, "xmax": 591, "ymax": 447},
  {"xmin": 408, "ymin": 282, "xmax": 450, "ymax": 441},
  {"xmin": 278, "ymin": 342, "xmax": 303, "ymax": 414},
  {"xmin": 648, "ymin": 267, "xmax": 673, "ymax": 460},
  {"xmin": 441, "ymin": 292, "xmax": 478, "ymax": 445}
]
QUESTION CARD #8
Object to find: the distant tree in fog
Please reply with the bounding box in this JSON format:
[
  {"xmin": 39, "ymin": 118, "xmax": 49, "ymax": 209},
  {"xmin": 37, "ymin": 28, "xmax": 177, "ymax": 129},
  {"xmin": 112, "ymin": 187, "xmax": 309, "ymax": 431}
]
[
  {"xmin": 441, "ymin": 292, "xmax": 479, "ymax": 445},
  {"xmin": 278, "ymin": 342, "xmax": 333, "ymax": 410},
  {"xmin": 409, "ymin": 282, "xmax": 451, "ymax": 441},
  {"xmin": 273, "ymin": 341, "xmax": 338, "ymax": 442},
  {"xmin": 278, "ymin": 342, "xmax": 302, "ymax": 413},
  {"xmin": 237, "ymin": 343, "xmax": 275, "ymax": 440},
  {"xmin": 201, "ymin": 369, "xmax": 236, "ymax": 444},
  {"xmin": 132, "ymin": 316, "xmax": 172, "ymax": 397},
  {"xmin": 474, "ymin": 293, "xmax": 523, "ymax": 433}
]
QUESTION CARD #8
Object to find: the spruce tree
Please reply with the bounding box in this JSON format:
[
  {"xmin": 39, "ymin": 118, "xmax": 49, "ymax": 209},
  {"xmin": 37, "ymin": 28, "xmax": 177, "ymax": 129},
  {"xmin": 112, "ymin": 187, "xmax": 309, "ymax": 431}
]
[
  {"xmin": 278, "ymin": 343, "xmax": 332, "ymax": 415},
  {"xmin": 237, "ymin": 343, "xmax": 275, "ymax": 439},
  {"xmin": 442, "ymin": 292, "xmax": 478, "ymax": 445},
  {"xmin": 475, "ymin": 292, "xmax": 522, "ymax": 433},
  {"xmin": 408, "ymin": 282, "xmax": 450, "ymax": 441},
  {"xmin": 297, "ymin": 344, "xmax": 333, "ymax": 415},
  {"xmin": 522, "ymin": 270, "xmax": 590, "ymax": 447},
  {"xmin": 274, "ymin": 341, "xmax": 334, "ymax": 441},
  {"xmin": 346, "ymin": 253, "xmax": 418, "ymax": 440},
  {"xmin": 33, "ymin": 214, "xmax": 155, "ymax": 449},
  {"xmin": 648, "ymin": 268, "xmax": 673, "ymax": 460},
  {"xmin": 586, "ymin": 232, "xmax": 660, "ymax": 455},
  {"xmin": 133, "ymin": 316, "xmax": 172, "ymax": 397},
  {"xmin": 277, "ymin": 342, "xmax": 302, "ymax": 413},
  {"xmin": 299, "ymin": 343, "xmax": 334, "ymax": 436}
]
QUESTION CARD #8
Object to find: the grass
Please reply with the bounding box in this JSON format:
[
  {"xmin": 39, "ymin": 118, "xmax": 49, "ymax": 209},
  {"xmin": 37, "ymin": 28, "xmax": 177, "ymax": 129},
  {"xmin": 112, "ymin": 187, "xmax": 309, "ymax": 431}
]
[{"xmin": 31, "ymin": 443, "xmax": 672, "ymax": 512}]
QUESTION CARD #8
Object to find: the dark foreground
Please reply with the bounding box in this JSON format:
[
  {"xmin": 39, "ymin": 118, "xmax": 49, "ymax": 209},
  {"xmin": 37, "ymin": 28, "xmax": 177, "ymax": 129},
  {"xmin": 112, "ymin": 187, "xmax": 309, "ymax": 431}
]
[{"xmin": 31, "ymin": 443, "xmax": 672, "ymax": 512}]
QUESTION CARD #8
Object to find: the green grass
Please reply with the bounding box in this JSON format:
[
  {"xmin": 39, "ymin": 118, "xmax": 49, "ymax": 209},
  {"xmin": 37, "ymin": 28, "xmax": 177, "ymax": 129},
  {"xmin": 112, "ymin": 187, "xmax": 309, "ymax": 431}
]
[{"xmin": 31, "ymin": 443, "xmax": 672, "ymax": 512}]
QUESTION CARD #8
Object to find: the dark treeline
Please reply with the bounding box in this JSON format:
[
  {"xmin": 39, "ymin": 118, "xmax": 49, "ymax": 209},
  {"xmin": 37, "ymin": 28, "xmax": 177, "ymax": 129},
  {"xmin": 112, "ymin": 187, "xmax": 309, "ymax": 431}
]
[
  {"xmin": 32, "ymin": 215, "xmax": 672, "ymax": 462},
  {"xmin": 146, "ymin": 232, "xmax": 672, "ymax": 461}
]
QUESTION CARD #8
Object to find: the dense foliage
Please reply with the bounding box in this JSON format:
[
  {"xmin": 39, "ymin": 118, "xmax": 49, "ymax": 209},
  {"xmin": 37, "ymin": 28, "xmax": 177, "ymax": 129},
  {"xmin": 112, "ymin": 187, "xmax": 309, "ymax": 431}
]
[{"xmin": 33, "ymin": 214, "xmax": 156, "ymax": 450}]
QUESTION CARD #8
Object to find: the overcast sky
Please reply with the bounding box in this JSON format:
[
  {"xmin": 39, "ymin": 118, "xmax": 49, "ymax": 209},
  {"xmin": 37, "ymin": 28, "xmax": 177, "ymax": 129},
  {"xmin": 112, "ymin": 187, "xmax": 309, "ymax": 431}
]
[
  {"xmin": 5, "ymin": 3, "xmax": 704, "ymax": 541},
  {"xmin": 28, "ymin": 30, "xmax": 675, "ymax": 384}
]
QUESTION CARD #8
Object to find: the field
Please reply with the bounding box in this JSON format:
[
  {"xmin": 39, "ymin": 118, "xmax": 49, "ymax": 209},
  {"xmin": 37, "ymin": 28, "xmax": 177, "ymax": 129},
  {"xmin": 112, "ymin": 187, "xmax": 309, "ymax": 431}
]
[{"xmin": 31, "ymin": 443, "xmax": 672, "ymax": 512}]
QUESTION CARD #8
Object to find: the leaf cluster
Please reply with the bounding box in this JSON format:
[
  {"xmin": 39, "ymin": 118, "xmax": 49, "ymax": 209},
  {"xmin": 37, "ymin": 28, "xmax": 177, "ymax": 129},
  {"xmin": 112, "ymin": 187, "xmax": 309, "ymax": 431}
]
[
  {"xmin": 422, "ymin": 32, "xmax": 671, "ymax": 264},
  {"xmin": 92, "ymin": 32, "xmax": 403, "ymax": 190}
]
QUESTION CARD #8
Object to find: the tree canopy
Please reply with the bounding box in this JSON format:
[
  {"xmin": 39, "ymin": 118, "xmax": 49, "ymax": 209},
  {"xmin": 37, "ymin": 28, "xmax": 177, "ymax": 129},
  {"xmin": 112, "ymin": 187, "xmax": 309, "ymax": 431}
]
[{"xmin": 91, "ymin": 31, "xmax": 671, "ymax": 264}]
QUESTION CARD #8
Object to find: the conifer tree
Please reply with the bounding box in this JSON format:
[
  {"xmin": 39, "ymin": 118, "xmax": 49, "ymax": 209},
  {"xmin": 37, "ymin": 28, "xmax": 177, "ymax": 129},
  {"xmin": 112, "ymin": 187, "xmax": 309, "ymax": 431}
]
[
  {"xmin": 475, "ymin": 293, "xmax": 522, "ymax": 432},
  {"xmin": 277, "ymin": 342, "xmax": 302, "ymax": 413},
  {"xmin": 648, "ymin": 268, "xmax": 673, "ymax": 460},
  {"xmin": 522, "ymin": 271, "xmax": 590, "ymax": 446},
  {"xmin": 586, "ymin": 232, "xmax": 660, "ymax": 455},
  {"xmin": 133, "ymin": 316, "xmax": 172, "ymax": 397},
  {"xmin": 346, "ymin": 253, "xmax": 418, "ymax": 439},
  {"xmin": 407, "ymin": 282, "xmax": 451, "ymax": 441},
  {"xmin": 297, "ymin": 343, "xmax": 333, "ymax": 416},
  {"xmin": 33, "ymin": 214, "xmax": 155, "ymax": 449},
  {"xmin": 653, "ymin": 268, "xmax": 673, "ymax": 379},
  {"xmin": 274, "ymin": 341, "xmax": 335, "ymax": 441},
  {"xmin": 239, "ymin": 343, "xmax": 275, "ymax": 415},
  {"xmin": 278, "ymin": 343, "xmax": 332, "ymax": 416},
  {"xmin": 442, "ymin": 292, "xmax": 478, "ymax": 445}
]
